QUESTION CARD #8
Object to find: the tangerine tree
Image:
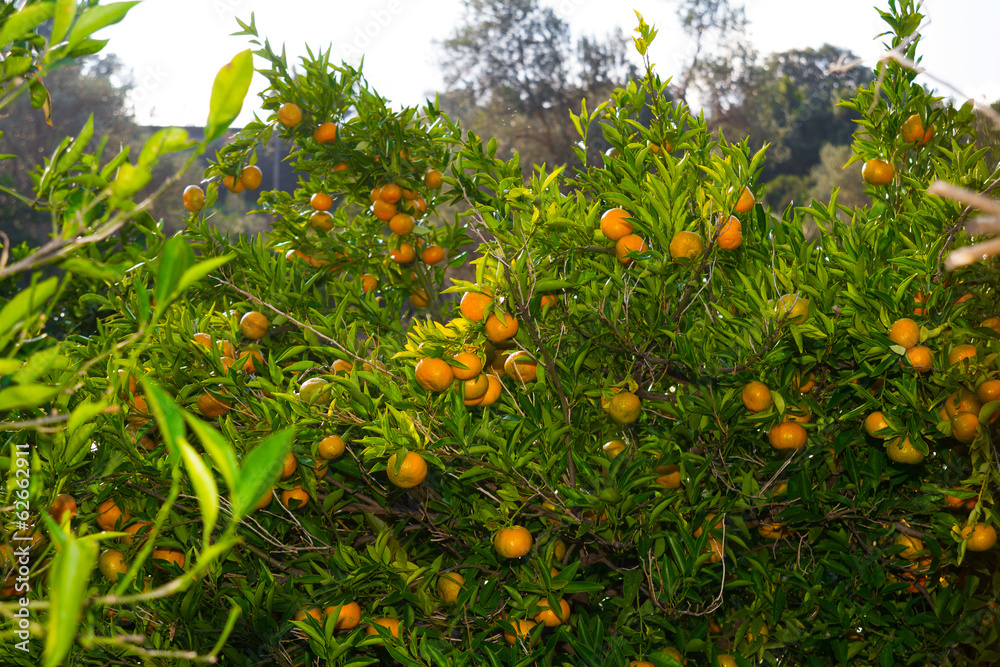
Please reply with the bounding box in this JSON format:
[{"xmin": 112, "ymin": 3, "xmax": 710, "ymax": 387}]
[{"xmin": 2, "ymin": 2, "xmax": 999, "ymax": 666}]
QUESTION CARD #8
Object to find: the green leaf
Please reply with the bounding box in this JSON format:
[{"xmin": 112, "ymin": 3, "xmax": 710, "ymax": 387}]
[
  {"xmin": 0, "ymin": 2, "xmax": 55, "ymax": 47},
  {"xmin": 138, "ymin": 127, "xmax": 191, "ymax": 168},
  {"xmin": 175, "ymin": 254, "xmax": 235, "ymax": 294},
  {"xmin": 183, "ymin": 413, "xmax": 238, "ymax": 494},
  {"xmin": 0, "ymin": 359, "xmax": 21, "ymax": 374},
  {"xmin": 66, "ymin": 399, "xmax": 108, "ymax": 436},
  {"xmin": 232, "ymin": 429, "xmax": 294, "ymax": 520},
  {"xmin": 44, "ymin": 535, "xmax": 97, "ymax": 667},
  {"xmin": 0, "ymin": 384, "xmax": 61, "ymax": 411},
  {"xmin": 154, "ymin": 235, "xmax": 195, "ymax": 309},
  {"xmin": 205, "ymin": 49, "xmax": 255, "ymax": 143},
  {"xmin": 66, "ymin": 1, "xmax": 138, "ymax": 50},
  {"xmin": 61, "ymin": 257, "xmax": 127, "ymax": 282},
  {"xmin": 50, "ymin": 0, "xmax": 77, "ymax": 44},
  {"xmin": 110, "ymin": 162, "xmax": 151, "ymax": 198},
  {"xmin": 140, "ymin": 381, "xmax": 187, "ymax": 467},
  {"xmin": 177, "ymin": 438, "xmax": 220, "ymax": 543}
]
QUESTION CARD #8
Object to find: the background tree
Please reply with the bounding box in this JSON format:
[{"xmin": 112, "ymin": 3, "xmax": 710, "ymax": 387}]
[
  {"xmin": 0, "ymin": 54, "xmax": 139, "ymax": 246},
  {"xmin": 439, "ymin": 0, "xmax": 636, "ymax": 170}
]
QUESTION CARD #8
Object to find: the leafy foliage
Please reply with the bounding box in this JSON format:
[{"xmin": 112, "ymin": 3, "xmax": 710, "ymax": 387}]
[{"xmin": 1, "ymin": 1, "xmax": 998, "ymax": 666}]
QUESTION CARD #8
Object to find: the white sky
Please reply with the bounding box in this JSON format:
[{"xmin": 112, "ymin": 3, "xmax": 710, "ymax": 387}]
[{"xmin": 99, "ymin": 0, "xmax": 1000, "ymax": 127}]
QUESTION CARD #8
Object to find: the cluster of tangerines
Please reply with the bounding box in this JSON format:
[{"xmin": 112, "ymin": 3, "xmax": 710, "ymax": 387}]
[
  {"xmin": 272, "ymin": 101, "xmax": 448, "ymax": 300},
  {"xmin": 598, "ymin": 185, "xmax": 755, "ymax": 268},
  {"xmin": 861, "ymin": 112, "xmax": 935, "ymax": 186},
  {"xmin": 735, "ymin": 312, "xmax": 998, "ymax": 553}
]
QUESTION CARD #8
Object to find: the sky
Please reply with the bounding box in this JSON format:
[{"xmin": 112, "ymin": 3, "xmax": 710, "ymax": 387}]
[{"xmin": 99, "ymin": 0, "xmax": 1000, "ymax": 128}]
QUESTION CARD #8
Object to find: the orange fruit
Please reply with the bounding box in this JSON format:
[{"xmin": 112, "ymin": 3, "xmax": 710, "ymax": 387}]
[
  {"xmin": 409, "ymin": 289, "xmax": 430, "ymax": 308},
  {"xmin": 462, "ymin": 374, "xmax": 490, "ymax": 401},
  {"xmin": 333, "ymin": 162, "xmax": 347, "ymax": 171},
  {"xmin": 451, "ymin": 352, "xmax": 483, "ymax": 380},
  {"xmin": 277, "ymin": 103, "xmax": 302, "ymax": 127},
  {"xmin": 485, "ymin": 311, "xmax": 519, "ymax": 343},
  {"xmin": 98, "ymin": 548, "xmax": 128, "ymax": 582},
  {"xmin": 885, "ymin": 436, "xmax": 925, "ymax": 464},
  {"xmin": 295, "ymin": 607, "xmax": 322, "ymax": 623},
  {"xmin": 947, "ymin": 344, "xmax": 976, "ymax": 368},
  {"xmin": 386, "ymin": 451, "xmax": 428, "ymax": 488},
  {"xmin": 864, "ymin": 412, "xmax": 890, "ymax": 438},
  {"xmin": 239, "ymin": 349, "xmax": 264, "ymax": 374},
  {"xmin": 239, "ymin": 311, "xmax": 269, "ymax": 340},
  {"xmin": 182, "ymin": 185, "xmax": 205, "ymax": 213},
  {"xmin": 715, "ymin": 215, "xmax": 742, "ymax": 250},
  {"xmin": 460, "ymin": 291, "xmax": 494, "ymax": 322},
  {"xmin": 324, "ymin": 601, "xmax": 361, "ymax": 630},
  {"xmin": 981, "ymin": 317, "xmax": 1000, "ymax": 334},
  {"xmin": 151, "ymin": 547, "xmax": 186, "ymax": 570},
  {"xmin": 776, "ymin": 294, "xmax": 809, "ymax": 324},
  {"xmin": 198, "ymin": 391, "xmax": 232, "ymax": 418},
  {"xmin": 389, "ymin": 212, "xmax": 415, "ymax": 235},
  {"xmin": 280, "ymin": 452, "xmax": 298, "ymax": 479},
  {"xmin": 503, "ymin": 618, "xmax": 537, "ymax": 645},
  {"xmin": 504, "ymin": 351, "xmax": 538, "ymax": 383},
  {"xmin": 600, "ymin": 208, "xmax": 633, "ymax": 241},
  {"xmin": 373, "ymin": 198, "xmax": 397, "ymax": 221},
  {"xmin": 602, "ymin": 440, "xmax": 626, "ymax": 459},
  {"xmin": 310, "ymin": 210, "xmax": 334, "ymax": 231},
  {"xmin": 758, "ymin": 522, "xmax": 787, "ymax": 540},
  {"xmin": 741, "ymin": 381, "xmax": 772, "ymax": 412},
  {"xmin": 913, "ymin": 291, "xmax": 927, "ymax": 316},
  {"xmin": 313, "ymin": 122, "xmax": 337, "ymax": 144},
  {"xmin": 944, "ymin": 391, "xmax": 981, "ymax": 419},
  {"xmin": 977, "ymin": 379, "xmax": 1000, "ymax": 403},
  {"xmin": 717, "ymin": 655, "xmax": 737, "ymax": 667},
  {"xmin": 361, "ymin": 274, "xmax": 378, "ymax": 294},
  {"xmin": 96, "ymin": 498, "xmax": 130, "ymax": 531},
  {"xmin": 281, "ymin": 486, "xmax": 310, "ymax": 510},
  {"xmin": 240, "ymin": 165, "xmax": 262, "ymax": 190},
  {"xmin": 630, "ymin": 661, "xmax": 655, "ymax": 667},
  {"xmin": 768, "ymin": 422, "xmax": 807, "ymax": 452},
  {"xmin": 655, "ymin": 464, "xmax": 681, "ymax": 489},
  {"xmin": 366, "ymin": 617, "xmax": 401, "ymax": 639},
  {"xmin": 254, "ymin": 488, "xmax": 274, "ymax": 511},
  {"xmin": 669, "ymin": 231, "xmax": 702, "ymax": 262},
  {"xmin": 390, "ymin": 242, "xmax": 415, "ymax": 264},
  {"xmin": 50, "ymin": 493, "xmax": 78, "ymax": 523},
  {"xmin": 792, "ymin": 368, "xmax": 816, "ymax": 393},
  {"xmin": 534, "ymin": 598, "xmax": 571, "ymax": 627},
  {"xmin": 476, "ymin": 374, "xmax": 503, "ymax": 407},
  {"xmin": 421, "ymin": 244, "xmax": 446, "ymax": 264},
  {"xmin": 615, "ymin": 234, "xmax": 647, "ymax": 265},
  {"xmin": 951, "ymin": 412, "xmax": 980, "ymax": 443},
  {"xmin": 310, "ymin": 192, "xmax": 333, "ymax": 211},
  {"xmin": 894, "ymin": 533, "xmax": 925, "ymax": 560},
  {"xmin": 415, "ymin": 357, "xmax": 454, "ymax": 392},
  {"xmin": 734, "ymin": 186, "xmax": 755, "ymax": 213},
  {"xmin": 380, "ymin": 183, "xmax": 402, "ymax": 204},
  {"xmin": 436, "ymin": 572, "xmax": 465, "ymax": 603},
  {"xmin": 120, "ymin": 521, "xmax": 153, "ymax": 547},
  {"xmin": 494, "ymin": 526, "xmax": 533, "ymax": 558},
  {"xmin": 900, "ymin": 114, "xmax": 925, "ymax": 143},
  {"xmin": 222, "ymin": 174, "xmax": 245, "ymax": 193},
  {"xmin": 318, "ymin": 435, "xmax": 346, "ymax": 460},
  {"xmin": 862, "ymin": 158, "xmax": 894, "ymax": 185},
  {"xmin": 965, "ymin": 523, "xmax": 997, "ymax": 551},
  {"xmin": 425, "ymin": 170, "xmax": 443, "ymax": 189},
  {"xmin": 903, "ymin": 345, "xmax": 933, "ymax": 373},
  {"xmin": 609, "ymin": 391, "xmax": 642, "ymax": 425},
  {"xmin": 888, "ymin": 318, "xmax": 920, "ymax": 349}
]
